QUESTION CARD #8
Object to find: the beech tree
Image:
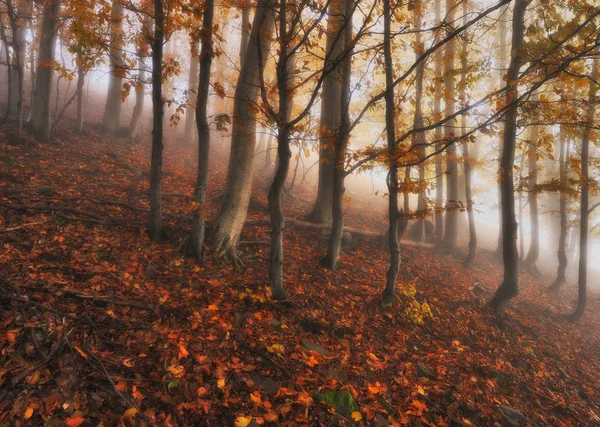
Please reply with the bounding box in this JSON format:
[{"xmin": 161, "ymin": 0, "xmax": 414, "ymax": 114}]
[
  {"xmin": 187, "ymin": 0, "xmax": 214, "ymax": 264},
  {"xmin": 102, "ymin": 0, "xmax": 125, "ymax": 134},
  {"xmin": 570, "ymin": 57, "xmax": 599, "ymax": 322},
  {"xmin": 212, "ymin": 0, "xmax": 275, "ymax": 256},
  {"xmin": 148, "ymin": 0, "xmax": 164, "ymax": 242},
  {"xmin": 489, "ymin": 0, "xmax": 526, "ymax": 317},
  {"xmin": 27, "ymin": 0, "xmax": 59, "ymax": 141}
]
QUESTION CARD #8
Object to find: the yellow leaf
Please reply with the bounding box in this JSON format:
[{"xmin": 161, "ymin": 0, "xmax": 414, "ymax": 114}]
[
  {"xmin": 235, "ymin": 416, "xmax": 252, "ymax": 427},
  {"xmin": 351, "ymin": 411, "xmax": 362, "ymax": 421},
  {"xmin": 123, "ymin": 407, "xmax": 138, "ymax": 419},
  {"xmin": 217, "ymin": 378, "xmax": 226, "ymax": 389},
  {"xmin": 24, "ymin": 406, "xmax": 34, "ymax": 419}
]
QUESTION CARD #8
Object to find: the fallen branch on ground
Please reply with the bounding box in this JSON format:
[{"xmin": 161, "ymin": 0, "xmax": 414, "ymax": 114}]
[{"xmin": 244, "ymin": 217, "xmax": 434, "ymax": 248}]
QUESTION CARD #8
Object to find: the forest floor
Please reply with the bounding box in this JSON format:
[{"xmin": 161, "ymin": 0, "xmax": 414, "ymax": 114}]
[{"xmin": 1, "ymin": 114, "xmax": 600, "ymax": 426}]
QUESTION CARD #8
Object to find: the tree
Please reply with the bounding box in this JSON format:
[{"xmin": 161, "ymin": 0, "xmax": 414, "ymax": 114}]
[
  {"xmin": 381, "ymin": 0, "xmax": 399, "ymax": 305},
  {"xmin": 212, "ymin": 0, "xmax": 275, "ymax": 256},
  {"xmin": 187, "ymin": 0, "xmax": 214, "ymax": 264},
  {"xmin": 570, "ymin": 57, "xmax": 599, "ymax": 322},
  {"xmin": 128, "ymin": 14, "xmax": 152, "ymax": 143},
  {"xmin": 441, "ymin": 0, "xmax": 459, "ymax": 252},
  {"xmin": 495, "ymin": 3, "xmax": 508, "ymax": 257},
  {"xmin": 549, "ymin": 125, "xmax": 569, "ymax": 291},
  {"xmin": 461, "ymin": 0, "xmax": 476, "ymax": 267},
  {"xmin": 325, "ymin": 0, "xmax": 353, "ymax": 271},
  {"xmin": 305, "ymin": 0, "xmax": 348, "ymax": 224},
  {"xmin": 184, "ymin": 38, "xmax": 199, "ymax": 143},
  {"xmin": 523, "ymin": 92, "xmax": 540, "ymax": 274},
  {"xmin": 433, "ymin": 0, "xmax": 444, "ymax": 242},
  {"xmin": 27, "ymin": 0, "xmax": 59, "ymax": 141},
  {"xmin": 102, "ymin": 0, "xmax": 124, "ymax": 134},
  {"xmin": 490, "ymin": 0, "xmax": 527, "ymax": 317},
  {"xmin": 148, "ymin": 0, "xmax": 164, "ymax": 242}
]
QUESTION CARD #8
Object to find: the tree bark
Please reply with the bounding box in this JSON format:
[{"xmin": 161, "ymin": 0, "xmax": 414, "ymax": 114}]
[
  {"xmin": 442, "ymin": 0, "xmax": 458, "ymax": 252},
  {"xmin": 460, "ymin": 0, "xmax": 476, "ymax": 267},
  {"xmin": 489, "ymin": 0, "xmax": 527, "ymax": 317},
  {"xmin": 523, "ymin": 97, "xmax": 540, "ymax": 273},
  {"xmin": 76, "ymin": 53, "xmax": 85, "ymax": 133},
  {"xmin": 0, "ymin": 16, "xmax": 12, "ymax": 121},
  {"xmin": 187, "ymin": 0, "xmax": 214, "ymax": 264},
  {"xmin": 212, "ymin": 0, "xmax": 275, "ymax": 256},
  {"xmin": 549, "ymin": 126, "xmax": 568, "ymax": 291},
  {"xmin": 240, "ymin": 3, "xmax": 250, "ymax": 66},
  {"xmin": 184, "ymin": 39, "xmax": 200, "ymax": 144},
  {"xmin": 570, "ymin": 58, "xmax": 599, "ymax": 322},
  {"xmin": 325, "ymin": 0, "xmax": 352, "ymax": 271},
  {"xmin": 433, "ymin": 0, "xmax": 444, "ymax": 242},
  {"xmin": 148, "ymin": 0, "xmax": 164, "ymax": 242},
  {"xmin": 128, "ymin": 15, "xmax": 151, "ymax": 143},
  {"xmin": 26, "ymin": 0, "xmax": 59, "ymax": 142},
  {"xmin": 305, "ymin": 0, "xmax": 348, "ymax": 224},
  {"xmin": 102, "ymin": 0, "xmax": 124, "ymax": 134},
  {"xmin": 496, "ymin": 4, "xmax": 508, "ymax": 256},
  {"xmin": 412, "ymin": 1, "xmax": 426, "ymax": 242},
  {"xmin": 382, "ymin": 0, "xmax": 399, "ymax": 305}
]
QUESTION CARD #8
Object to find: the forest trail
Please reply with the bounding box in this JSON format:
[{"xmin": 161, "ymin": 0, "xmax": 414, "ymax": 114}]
[{"xmin": 1, "ymin": 120, "xmax": 600, "ymax": 426}]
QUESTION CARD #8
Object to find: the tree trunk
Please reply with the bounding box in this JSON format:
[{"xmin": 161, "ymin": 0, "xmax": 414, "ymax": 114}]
[
  {"xmin": 433, "ymin": 0, "xmax": 444, "ymax": 242},
  {"xmin": 412, "ymin": 1, "xmax": 426, "ymax": 242},
  {"xmin": 523, "ymin": 99, "xmax": 540, "ymax": 273},
  {"xmin": 188, "ymin": 0, "xmax": 214, "ymax": 264},
  {"xmin": 240, "ymin": 4, "xmax": 250, "ymax": 65},
  {"xmin": 382, "ymin": 0, "xmax": 399, "ymax": 305},
  {"xmin": 489, "ymin": 0, "xmax": 527, "ymax": 317},
  {"xmin": 148, "ymin": 0, "xmax": 164, "ymax": 242},
  {"xmin": 0, "ymin": 17, "xmax": 12, "ymax": 121},
  {"xmin": 518, "ymin": 146, "xmax": 525, "ymax": 263},
  {"xmin": 496, "ymin": 4, "xmax": 508, "ymax": 256},
  {"xmin": 76, "ymin": 55, "xmax": 85, "ymax": 133},
  {"xmin": 325, "ymin": 0, "xmax": 352, "ymax": 271},
  {"xmin": 264, "ymin": 132, "xmax": 274, "ymax": 170},
  {"xmin": 305, "ymin": 0, "xmax": 348, "ymax": 224},
  {"xmin": 460, "ymin": 0, "xmax": 476, "ymax": 267},
  {"xmin": 212, "ymin": 0, "xmax": 275, "ymax": 255},
  {"xmin": 442, "ymin": 0, "xmax": 458, "ymax": 252},
  {"xmin": 184, "ymin": 39, "xmax": 200, "ymax": 144},
  {"xmin": 128, "ymin": 15, "xmax": 151, "ymax": 143},
  {"xmin": 102, "ymin": 0, "xmax": 124, "ymax": 134},
  {"xmin": 570, "ymin": 58, "xmax": 599, "ymax": 322},
  {"xmin": 26, "ymin": 0, "xmax": 59, "ymax": 142},
  {"xmin": 549, "ymin": 126, "xmax": 568, "ymax": 291}
]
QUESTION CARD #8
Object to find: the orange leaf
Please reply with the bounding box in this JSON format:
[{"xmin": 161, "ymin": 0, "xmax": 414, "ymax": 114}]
[{"xmin": 65, "ymin": 417, "xmax": 85, "ymax": 427}]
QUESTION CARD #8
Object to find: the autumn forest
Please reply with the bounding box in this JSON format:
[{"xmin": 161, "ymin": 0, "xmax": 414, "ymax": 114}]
[{"xmin": 1, "ymin": 0, "xmax": 600, "ymax": 425}]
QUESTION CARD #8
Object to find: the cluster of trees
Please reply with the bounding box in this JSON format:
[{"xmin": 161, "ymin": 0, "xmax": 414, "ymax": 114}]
[{"xmin": 1, "ymin": 0, "xmax": 600, "ymax": 319}]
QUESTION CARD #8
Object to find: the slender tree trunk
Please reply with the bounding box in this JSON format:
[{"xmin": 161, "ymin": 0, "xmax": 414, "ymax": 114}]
[
  {"xmin": 305, "ymin": 0, "xmax": 348, "ymax": 224},
  {"xmin": 549, "ymin": 126, "xmax": 568, "ymax": 291},
  {"xmin": 382, "ymin": 0, "xmax": 399, "ymax": 305},
  {"xmin": 570, "ymin": 58, "xmax": 599, "ymax": 322},
  {"xmin": 212, "ymin": 0, "xmax": 275, "ymax": 255},
  {"xmin": 148, "ymin": 0, "xmax": 164, "ymax": 242},
  {"xmin": 128, "ymin": 15, "xmax": 151, "ymax": 143},
  {"xmin": 490, "ymin": 0, "xmax": 527, "ymax": 317},
  {"xmin": 412, "ymin": 1, "xmax": 426, "ymax": 242},
  {"xmin": 496, "ymin": 4, "xmax": 508, "ymax": 257},
  {"xmin": 523, "ymin": 98, "xmax": 540, "ymax": 273},
  {"xmin": 188, "ymin": 0, "xmax": 214, "ymax": 264},
  {"xmin": 461, "ymin": 0, "xmax": 476, "ymax": 267},
  {"xmin": 76, "ymin": 56, "xmax": 85, "ymax": 133},
  {"xmin": 102, "ymin": 0, "xmax": 124, "ymax": 134},
  {"xmin": 184, "ymin": 39, "xmax": 200, "ymax": 143},
  {"xmin": 325, "ymin": 0, "xmax": 353, "ymax": 271},
  {"xmin": 26, "ymin": 0, "xmax": 59, "ymax": 142},
  {"xmin": 7, "ymin": 0, "xmax": 30, "ymax": 140},
  {"xmin": 518, "ymin": 147, "xmax": 525, "ymax": 263},
  {"xmin": 433, "ymin": 0, "xmax": 444, "ymax": 242},
  {"xmin": 442, "ymin": 0, "xmax": 458, "ymax": 252},
  {"xmin": 0, "ymin": 18, "xmax": 12, "ymax": 121}
]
